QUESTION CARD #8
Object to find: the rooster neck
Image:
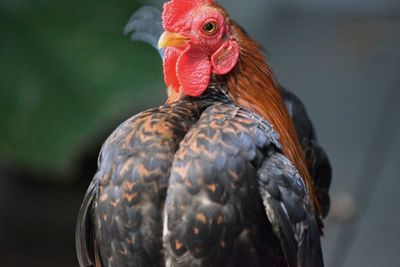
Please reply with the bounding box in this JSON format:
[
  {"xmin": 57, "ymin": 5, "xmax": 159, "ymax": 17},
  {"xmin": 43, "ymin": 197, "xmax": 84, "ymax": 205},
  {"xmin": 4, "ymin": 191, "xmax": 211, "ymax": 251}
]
[{"xmin": 226, "ymin": 25, "xmax": 319, "ymax": 215}]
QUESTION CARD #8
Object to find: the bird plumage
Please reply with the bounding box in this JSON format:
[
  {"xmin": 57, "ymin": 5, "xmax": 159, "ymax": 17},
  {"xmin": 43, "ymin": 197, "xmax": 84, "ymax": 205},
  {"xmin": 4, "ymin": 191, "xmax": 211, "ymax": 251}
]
[
  {"xmin": 163, "ymin": 93, "xmax": 323, "ymax": 267},
  {"xmin": 76, "ymin": 89, "xmax": 232, "ymax": 266},
  {"xmin": 77, "ymin": 85, "xmax": 323, "ymax": 266},
  {"xmin": 222, "ymin": 22, "xmax": 318, "ymax": 216},
  {"xmin": 76, "ymin": 1, "xmax": 331, "ymax": 266}
]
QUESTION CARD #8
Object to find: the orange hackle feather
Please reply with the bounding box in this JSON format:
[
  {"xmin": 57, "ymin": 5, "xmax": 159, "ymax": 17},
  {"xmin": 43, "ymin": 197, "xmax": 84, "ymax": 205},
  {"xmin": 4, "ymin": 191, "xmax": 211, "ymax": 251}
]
[
  {"xmin": 166, "ymin": 1, "xmax": 320, "ymax": 219},
  {"xmin": 227, "ymin": 25, "xmax": 320, "ymax": 215}
]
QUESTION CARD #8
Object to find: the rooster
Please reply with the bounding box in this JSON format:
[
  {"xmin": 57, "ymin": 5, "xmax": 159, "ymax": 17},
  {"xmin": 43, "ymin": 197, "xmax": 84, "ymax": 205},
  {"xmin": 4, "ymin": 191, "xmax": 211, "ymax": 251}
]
[
  {"xmin": 125, "ymin": 4, "xmax": 331, "ymax": 219},
  {"xmin": 76, "ymin": 1, "xmax": 330, "ymax": 266}
]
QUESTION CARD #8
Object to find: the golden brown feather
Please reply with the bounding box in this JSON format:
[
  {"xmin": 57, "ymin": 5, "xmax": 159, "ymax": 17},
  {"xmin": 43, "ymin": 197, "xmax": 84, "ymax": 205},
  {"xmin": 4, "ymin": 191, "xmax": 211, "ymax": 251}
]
[{"xmin": 227, "ymin": 24, "xmax": 320, "ymax": 214}]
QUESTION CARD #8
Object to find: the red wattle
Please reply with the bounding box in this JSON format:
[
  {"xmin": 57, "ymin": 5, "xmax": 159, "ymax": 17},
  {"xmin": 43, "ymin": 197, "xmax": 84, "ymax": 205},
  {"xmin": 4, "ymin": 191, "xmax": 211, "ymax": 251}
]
[{"xmin": 176, "ymin": 45, "xmax": 211, "ymax": 96}]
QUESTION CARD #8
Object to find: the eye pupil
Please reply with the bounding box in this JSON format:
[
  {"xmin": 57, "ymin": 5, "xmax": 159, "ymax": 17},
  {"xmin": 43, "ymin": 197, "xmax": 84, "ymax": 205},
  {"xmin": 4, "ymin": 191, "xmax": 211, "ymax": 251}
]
[
  {"xmin": 203, "ymin": 22, "xmax": 216, "ymax": 34},
  {"xmin": 205, "ymin": 23, "xmax": 214, "ymax": 31}
]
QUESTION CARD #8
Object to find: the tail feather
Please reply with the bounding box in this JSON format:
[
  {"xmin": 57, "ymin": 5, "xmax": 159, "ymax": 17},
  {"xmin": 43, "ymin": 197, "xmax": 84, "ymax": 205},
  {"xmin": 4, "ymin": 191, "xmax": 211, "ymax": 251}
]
[{"xmin": 124, "ymin": 6, "xmax": 164, "ymax": 58}]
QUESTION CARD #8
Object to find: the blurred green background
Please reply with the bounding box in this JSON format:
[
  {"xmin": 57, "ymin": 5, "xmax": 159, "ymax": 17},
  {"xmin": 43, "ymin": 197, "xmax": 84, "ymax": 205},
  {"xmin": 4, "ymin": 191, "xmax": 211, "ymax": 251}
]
[
  {"xmin": 0, "ymin": 0, "xmax": 164, "ymax": 176},
  {"xmin": 0, "ymin": 0, "xmax": 166, "ymax": 266}
]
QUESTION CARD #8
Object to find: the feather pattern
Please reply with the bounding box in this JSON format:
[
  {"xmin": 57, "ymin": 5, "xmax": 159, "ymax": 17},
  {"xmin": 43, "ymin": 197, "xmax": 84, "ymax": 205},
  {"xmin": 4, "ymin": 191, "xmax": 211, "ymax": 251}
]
[
  {"xmin": 76, "ymin": 91, "xmax": 229, "ymax": 266},
  {"xmin": 163, "ymin": 90, "xmax": 323, "ymax": 266},
  {"xmin": 76, "ymin": 85, "xmax": 324, "ymax": 266}
]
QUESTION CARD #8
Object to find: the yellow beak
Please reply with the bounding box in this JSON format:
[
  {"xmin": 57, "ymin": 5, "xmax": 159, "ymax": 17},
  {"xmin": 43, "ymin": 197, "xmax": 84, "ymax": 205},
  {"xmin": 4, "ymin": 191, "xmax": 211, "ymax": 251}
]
[{"xmin": 158, "ymin": 31, "xmax": 189, "ymax": 49}]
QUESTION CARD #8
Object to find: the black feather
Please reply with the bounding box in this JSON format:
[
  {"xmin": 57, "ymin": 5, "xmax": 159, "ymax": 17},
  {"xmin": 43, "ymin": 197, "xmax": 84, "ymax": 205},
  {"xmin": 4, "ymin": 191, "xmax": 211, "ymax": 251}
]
[
  {"xmin": 258, "ymin": 153, "xmax": 324, "ymax": 267},
  {"xmin": 281, "ymin": 87, "xmax": 332, "ymax": 218}
]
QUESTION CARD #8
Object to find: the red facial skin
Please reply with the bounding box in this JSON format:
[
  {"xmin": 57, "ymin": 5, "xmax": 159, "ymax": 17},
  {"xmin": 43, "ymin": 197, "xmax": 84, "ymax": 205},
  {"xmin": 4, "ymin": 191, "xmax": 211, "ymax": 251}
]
[{"xmin": 162, "ymin": 0, "xmax": 239, "ymax": 96}]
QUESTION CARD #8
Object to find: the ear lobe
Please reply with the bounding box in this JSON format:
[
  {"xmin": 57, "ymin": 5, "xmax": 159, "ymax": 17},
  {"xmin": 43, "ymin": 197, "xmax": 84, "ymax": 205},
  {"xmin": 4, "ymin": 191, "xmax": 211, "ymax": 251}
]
[
  {"xmin": 211, "ymin": 40, "xmax": 239, "ymax": 75},
  {"xmin": 176, "ymin": 45, "xmax": 212, "ymax": 96}
]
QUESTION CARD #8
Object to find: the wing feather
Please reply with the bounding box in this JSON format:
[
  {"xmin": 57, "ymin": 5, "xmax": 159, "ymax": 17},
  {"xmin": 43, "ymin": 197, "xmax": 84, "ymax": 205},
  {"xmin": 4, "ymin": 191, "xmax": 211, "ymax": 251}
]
[{"xmin": 258, "ymin": 152, "xmax": 324, "ymax": 267}]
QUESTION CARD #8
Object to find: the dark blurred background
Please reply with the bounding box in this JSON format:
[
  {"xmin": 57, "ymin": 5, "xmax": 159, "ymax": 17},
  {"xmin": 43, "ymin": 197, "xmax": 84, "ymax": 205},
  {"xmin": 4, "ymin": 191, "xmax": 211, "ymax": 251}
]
[{"xmin": 0, "ymin": 0, "xmax": 399, "ymax": 266}]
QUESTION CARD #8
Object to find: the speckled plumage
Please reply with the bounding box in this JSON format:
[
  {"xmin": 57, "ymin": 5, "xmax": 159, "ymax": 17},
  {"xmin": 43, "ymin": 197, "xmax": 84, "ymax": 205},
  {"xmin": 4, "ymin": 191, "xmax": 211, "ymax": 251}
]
[
  {"xmin": 76, "ymin": 86, "xmax": 323, "ymax": 267},
  {"xmin": 76, "ymin": 88, "xmax": 230, "ymax": 267},
  {"xmin": 162, "ymin": 100, "xmax": 322, "ymax": 267}
]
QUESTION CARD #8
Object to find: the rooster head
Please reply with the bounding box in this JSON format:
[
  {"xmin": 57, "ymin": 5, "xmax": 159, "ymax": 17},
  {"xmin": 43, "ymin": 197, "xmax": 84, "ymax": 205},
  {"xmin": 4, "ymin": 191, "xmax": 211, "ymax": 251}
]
[{"xmin": 158, "ymin": 0, "xmax": 239, "ymax": 96}]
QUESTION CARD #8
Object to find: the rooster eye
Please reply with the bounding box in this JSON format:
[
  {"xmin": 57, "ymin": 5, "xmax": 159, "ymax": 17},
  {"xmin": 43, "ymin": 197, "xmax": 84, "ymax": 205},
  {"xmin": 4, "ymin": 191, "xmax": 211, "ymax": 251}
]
[{"xmin": 202, "ymin": 21, "xmax": 217, "ymax": 35}]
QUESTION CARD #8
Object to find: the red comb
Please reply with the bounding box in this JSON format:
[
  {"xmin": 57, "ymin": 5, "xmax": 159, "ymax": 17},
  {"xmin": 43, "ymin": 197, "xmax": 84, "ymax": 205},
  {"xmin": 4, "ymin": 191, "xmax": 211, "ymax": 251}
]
[{"xmin": 162, "ymin": 0, "xmax": 214, "ymax": 31}]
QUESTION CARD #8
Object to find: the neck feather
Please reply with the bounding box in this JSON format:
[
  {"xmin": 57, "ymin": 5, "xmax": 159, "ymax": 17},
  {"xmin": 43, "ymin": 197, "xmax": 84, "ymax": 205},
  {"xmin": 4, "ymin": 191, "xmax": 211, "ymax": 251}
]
[{"xmin": 227, "ymin": 25, "xmax": 318, "ymax": 212}]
